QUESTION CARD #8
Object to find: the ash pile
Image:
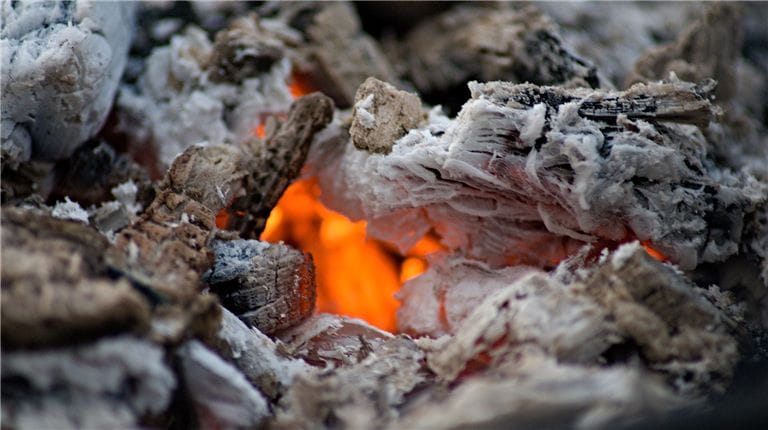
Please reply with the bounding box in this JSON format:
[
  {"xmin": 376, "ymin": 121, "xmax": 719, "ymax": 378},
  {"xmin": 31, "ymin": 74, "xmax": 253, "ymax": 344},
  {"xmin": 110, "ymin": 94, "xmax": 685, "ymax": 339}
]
[{"xmin": 2, "ymin": 2, "xmax": 768, "ymax": 429}]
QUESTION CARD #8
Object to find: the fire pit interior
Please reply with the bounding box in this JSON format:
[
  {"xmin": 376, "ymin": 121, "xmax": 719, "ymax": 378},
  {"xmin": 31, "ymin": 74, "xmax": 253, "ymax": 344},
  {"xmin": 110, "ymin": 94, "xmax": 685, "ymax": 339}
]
[{"xmin": 2, "ymin": 1, "xmax": 768, "ymax": 429}]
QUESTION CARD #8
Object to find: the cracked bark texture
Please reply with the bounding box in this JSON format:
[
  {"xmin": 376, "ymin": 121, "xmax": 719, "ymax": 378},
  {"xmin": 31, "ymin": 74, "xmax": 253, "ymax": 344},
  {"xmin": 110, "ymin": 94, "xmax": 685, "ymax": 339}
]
[{"xmin": 205, "ymin": 240, "xmax": 316, "ymax": 334}]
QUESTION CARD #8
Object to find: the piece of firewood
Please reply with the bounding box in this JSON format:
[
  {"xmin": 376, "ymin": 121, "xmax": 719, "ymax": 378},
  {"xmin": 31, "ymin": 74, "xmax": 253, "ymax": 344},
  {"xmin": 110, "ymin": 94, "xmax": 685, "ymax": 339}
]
[
  {"xmin": 205, "ymin": 240, "xmax": 316, "ymax": 334},
  {"xmin": 224, "ymin": 92, "xmax": 334, "ymax": 239},
  {"xmin": 310, "ymin": 78, "xmax": 766, "ymax": 270},
  {"xmin": 390, "ymin": 4, "xmax": 607, "ymax": 112},
  {"xmin": 114, "ymin": 93, "xmax": 333, "ymax": 302},
  {"xmin": 1, "ymin": 208, "xmax": 151, "ymax": 348}
]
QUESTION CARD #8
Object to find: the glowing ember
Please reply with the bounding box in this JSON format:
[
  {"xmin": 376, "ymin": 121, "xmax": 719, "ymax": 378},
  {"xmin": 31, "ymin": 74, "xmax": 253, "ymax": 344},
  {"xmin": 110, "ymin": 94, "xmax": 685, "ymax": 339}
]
[{"xmin": 641, "ymin": 240, "xmax": 668, "ymax": 262}]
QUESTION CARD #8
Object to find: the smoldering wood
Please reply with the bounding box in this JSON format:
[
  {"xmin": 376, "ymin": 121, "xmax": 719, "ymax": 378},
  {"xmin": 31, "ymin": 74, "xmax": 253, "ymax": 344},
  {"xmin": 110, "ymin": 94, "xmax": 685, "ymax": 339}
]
[
  {"xmin": 223, "ymin": 92, "xmax": 334, "ymax": 239},
  {"xmin": 208, "ymin": 14, "xmax": 286, "ymax": 84},
  {"xmin": 271, "ymin": 315, "xmax": 427, "ymax": 430},
  {"xmin": 277, "ymin": 314, "xmax": 398, "ymax": 368},
  {"xmin": 310, "ymin": 78, "xmax": 766, "ymax": 271},
  {"xmin": 391, "ymin": 5, "xmax": 607, "ymax": 105},
  {"xmin": 627, "ymin": 3, "xmax": 743, "ymax": 101},
  {"xmin": 213, "ymin": 307, "xmax": 311, "ymax": 400},
  {"xmin": 176, "ymin": 340, "xmax": 269, "ymax": 429},
  {"xmin": 205, "ymin": 240, "xmax": 317, "ymax": 334},
  {"xmin": 582, "ymin": 243, "xmax": 742, "ymax": 396},
  {"xmin": 0, "ymin": 208, "xmax": 151, "ymax": 348},
  {"xmin": 113, "ymin": 89, "xmax": 330, "ymax": 300},
  {"xmin": 391, "ymin": 349, "xmax": 684, "ymax": 430}
]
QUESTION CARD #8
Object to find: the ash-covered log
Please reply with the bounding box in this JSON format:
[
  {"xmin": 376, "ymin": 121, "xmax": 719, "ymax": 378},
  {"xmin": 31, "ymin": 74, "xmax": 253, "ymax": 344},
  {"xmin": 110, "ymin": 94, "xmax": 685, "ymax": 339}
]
[
  {"xmin": 114, "ymin": 93, "xmax": 333, "ymax": 302},
  {"xmin": 311, "ymin": 78, "xmax": 766, "ymax": 270},
  {"xmin": 0, "ymin": 209, "xmax": 150, "ymax": 348},
  {"xmin": 1, "ymin": 1, "xmax": 135, "ymax": 161}
]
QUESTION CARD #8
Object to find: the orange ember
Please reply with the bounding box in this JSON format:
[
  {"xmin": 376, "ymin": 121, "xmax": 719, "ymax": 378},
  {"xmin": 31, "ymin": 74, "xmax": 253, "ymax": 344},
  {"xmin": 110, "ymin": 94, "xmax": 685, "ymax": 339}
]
[{"xmin": 641, "ymin": 240, "xmax": 668, "ymax": 262}]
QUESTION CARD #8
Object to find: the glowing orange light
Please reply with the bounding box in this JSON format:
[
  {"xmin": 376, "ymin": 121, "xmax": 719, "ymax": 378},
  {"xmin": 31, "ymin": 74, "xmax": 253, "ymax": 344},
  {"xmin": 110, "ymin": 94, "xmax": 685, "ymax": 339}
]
[
  {"xmin": 289, "ymin": 69, "xmax": 316, "ymax": 98},
  {"xmin": 641, "ymin": 240, "xmax": 668, "ymax": 262},
  {"xmin": 253, "ymin": 123, "xmax": 266, "ymax": 138},
  {"xmin": 400, "ymin": 257, "xmax": 427, "ymax": 283},
  {"xmin": 215, "ymin": 208, "xmax": 230, "ymax": 229},
  {"xmin": 261, "ymin": 178, "xmax": 406, "ymax": 332}
]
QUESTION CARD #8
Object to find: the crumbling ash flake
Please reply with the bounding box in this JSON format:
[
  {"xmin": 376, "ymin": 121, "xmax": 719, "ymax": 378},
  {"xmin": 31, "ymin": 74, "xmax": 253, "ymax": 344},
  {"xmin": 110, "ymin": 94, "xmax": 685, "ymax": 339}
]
[
  {"xmin": 51, "ymin": 197, "xmax": 90, "ymax": 224},
  {"xmin": 116, "ymin": 22, "xmax": 294, "ymax": 167},
  {"xmin": 178, "ymin": 340, "xmax": 269, "ymax": 428},
  {"xmin": 1, "ymin": 336, "xmax": 175, "ymax": 429},
  {"xmin": 355, "ymin": 94, "xmax": 376, "ymax": 129},
  {"xmin": 611, "ymin": 241, "xmax": 643, "ymax": 270}
]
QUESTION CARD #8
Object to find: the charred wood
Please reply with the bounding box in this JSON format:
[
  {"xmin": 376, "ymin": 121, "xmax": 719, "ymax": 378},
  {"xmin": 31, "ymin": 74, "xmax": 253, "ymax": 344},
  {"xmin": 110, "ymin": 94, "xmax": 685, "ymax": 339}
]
[{"xmin": 205, "ymin": 240, "xmax": 316, "ymax": 334}]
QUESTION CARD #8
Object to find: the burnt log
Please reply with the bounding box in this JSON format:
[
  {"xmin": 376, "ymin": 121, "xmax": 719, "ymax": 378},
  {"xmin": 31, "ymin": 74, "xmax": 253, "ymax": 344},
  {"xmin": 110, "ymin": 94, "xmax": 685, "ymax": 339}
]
[
  {"xmin": 205, "ymin": 240, "xmax": 317, "ymax": 334},
  {"xmin": 310, "ymin": 78, "xmax": 766, "ymax": 271}
]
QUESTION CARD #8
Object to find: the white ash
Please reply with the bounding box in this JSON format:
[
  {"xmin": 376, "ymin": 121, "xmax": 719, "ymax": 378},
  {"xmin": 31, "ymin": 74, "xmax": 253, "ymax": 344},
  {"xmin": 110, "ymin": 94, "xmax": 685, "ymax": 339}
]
[
  {"xmin": 116, "ymin": 21, "xmax": 295, "ymax": 167},
  {"xmin": 205, "ymin": 239, "xmax": 273, "ymax": 284},
  {"xmin": 272, "ymin": 329, "xmax": 426, "ymax": 429},
  {"xmin": 111, "ymin": 180, "xmax": 141, "ymax": 217},
  {"xmin": 393, "ymin": 349, "xmax": 685, "ymax": 430},
  {"xmin": 216, "ymin": 307, "xmax": 310, "ymax": 399},
  {"xmin": 310, "ymin": 79, "xmax": 766, "ymax": 270},
  {"xmin": 278, "ymin": 313, "xmax": 394, "ymax": 368},
  {"xmin": 355, "ymin": 94, "xmax": 376, "ymax": 129},
  {"xmin": 1, "ymin": 1, "xmax": 136, "ymax": 160},
  {"xmin": 1, "ymin": 336, "xmax": 175, "ymax": 430},
  {"xmin": 177, "ymin": 340, "xmax": 269, "ymax": 429},
  {"xmin": 51, "ymin": 197, "xmax": 90, "ymax": 224},
  {"xmin": 89, "ymin": 180, "xmax": 143, "ymax": 238},
  {"xmin": 422, "ymin": 272, "xmax": 620, "ymax": 381},
  {"xmin": 396, "ymin": 254, "xmax": 540, "ymax": 336}
]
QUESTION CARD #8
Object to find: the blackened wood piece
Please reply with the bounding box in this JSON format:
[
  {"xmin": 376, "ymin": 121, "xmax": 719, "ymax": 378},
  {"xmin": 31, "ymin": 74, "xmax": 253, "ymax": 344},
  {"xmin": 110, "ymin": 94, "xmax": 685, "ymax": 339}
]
[{"xmin": 205, "ymin": 240, "xmax": 316, "ymax": 334}]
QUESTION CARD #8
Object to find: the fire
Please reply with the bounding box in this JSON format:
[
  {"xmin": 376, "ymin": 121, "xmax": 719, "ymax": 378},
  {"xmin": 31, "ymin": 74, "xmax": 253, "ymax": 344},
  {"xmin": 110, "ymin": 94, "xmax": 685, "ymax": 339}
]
[
  {"xmin": 218, "ymin": 68, "xmax": 671, "ymax": 333},
  {"xmin": 261, "ymin": 179, "xmax": 440, "ymax": 332}
]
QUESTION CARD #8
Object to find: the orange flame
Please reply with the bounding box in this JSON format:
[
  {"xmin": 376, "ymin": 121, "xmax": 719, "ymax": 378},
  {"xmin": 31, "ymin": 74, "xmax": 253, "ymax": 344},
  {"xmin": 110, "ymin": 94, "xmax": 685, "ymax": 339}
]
[{"xmin": 260, "ymin": 179, "xmax": 441, "ymax": 332}]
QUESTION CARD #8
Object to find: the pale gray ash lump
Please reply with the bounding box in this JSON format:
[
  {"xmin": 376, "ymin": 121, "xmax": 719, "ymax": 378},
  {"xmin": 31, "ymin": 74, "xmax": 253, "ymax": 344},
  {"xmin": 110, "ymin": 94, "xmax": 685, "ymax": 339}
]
[
  {"xmin": 1, "ymin": 1, "xmax": 136, "ymax": 161},
  {"xmin": 1, "ymin": 336, "xmax": 175, "ymax": 430}
]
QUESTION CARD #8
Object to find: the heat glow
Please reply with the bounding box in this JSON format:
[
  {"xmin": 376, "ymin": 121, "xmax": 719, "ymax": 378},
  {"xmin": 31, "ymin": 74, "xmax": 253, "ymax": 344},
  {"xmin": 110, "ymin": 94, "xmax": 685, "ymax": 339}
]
[
  {"xmin": 260, "ymin": 179, "xmax": 442, "ymax": 332},
  {"xmin": 216, "ymin": 70, "xmax": 668, "ymax": 333}
]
